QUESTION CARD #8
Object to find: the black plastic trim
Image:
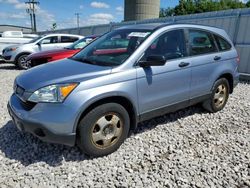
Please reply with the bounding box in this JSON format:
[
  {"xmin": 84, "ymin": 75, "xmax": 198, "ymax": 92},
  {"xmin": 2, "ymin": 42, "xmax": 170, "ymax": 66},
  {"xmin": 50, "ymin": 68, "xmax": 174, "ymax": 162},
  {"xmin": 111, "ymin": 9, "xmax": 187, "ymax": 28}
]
[{"xmin": 139, "ymin": 94, "xmax": 211, "ymax": 122}]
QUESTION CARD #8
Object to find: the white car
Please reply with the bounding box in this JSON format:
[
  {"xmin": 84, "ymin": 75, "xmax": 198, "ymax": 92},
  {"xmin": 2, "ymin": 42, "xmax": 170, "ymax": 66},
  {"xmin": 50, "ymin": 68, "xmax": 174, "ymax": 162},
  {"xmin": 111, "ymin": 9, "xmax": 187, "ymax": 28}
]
[
  {"xmin": 2, "ymin": 33, "xmax": 83, "ymax": 69},
  {"xmin": 0, "ymin": 31, "xmax": 37, "ymax": 58}
]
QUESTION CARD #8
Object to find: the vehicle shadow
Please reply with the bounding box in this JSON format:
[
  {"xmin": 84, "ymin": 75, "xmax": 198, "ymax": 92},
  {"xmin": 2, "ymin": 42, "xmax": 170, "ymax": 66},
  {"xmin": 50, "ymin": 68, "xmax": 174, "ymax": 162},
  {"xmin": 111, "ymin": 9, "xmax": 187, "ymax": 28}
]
[
  {"xmin": 0, "ymin": 121, "xmax": 88, "ymax": 166},
  {"xmin": 0, "ymin": 64, "xmax": 18, "ymax": 70},
  {"xmin": 0, "ymin": 105, "xmax": 206, "ymax": 167}
]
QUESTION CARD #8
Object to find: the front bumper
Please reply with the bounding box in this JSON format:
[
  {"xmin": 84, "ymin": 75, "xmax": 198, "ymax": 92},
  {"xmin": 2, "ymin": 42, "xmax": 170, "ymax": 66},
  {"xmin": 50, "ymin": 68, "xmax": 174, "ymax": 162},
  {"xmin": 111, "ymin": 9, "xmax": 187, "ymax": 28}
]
[
  {"xmin": 0, "ymin": 54, "xmax": 14, "ymax": 63},
  {"xmin": 7, "ymin": 94, "xmax": 76, "ymax": 146},
  {"xmin": 2, "ymin": 50, "xmax": 16, "ymax": 63},
  {"xmin": 0, "ymin": 55, "xmax": 4, "ymax": 62}
]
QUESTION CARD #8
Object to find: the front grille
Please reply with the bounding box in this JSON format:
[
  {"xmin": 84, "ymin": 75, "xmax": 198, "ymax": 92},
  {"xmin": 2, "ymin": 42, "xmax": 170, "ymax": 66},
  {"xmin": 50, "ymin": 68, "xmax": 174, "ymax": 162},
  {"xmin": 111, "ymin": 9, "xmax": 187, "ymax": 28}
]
[
  {"xmin": 19, "ymin": 99, "xmax": 36, "ymax": 111},
  {"xmin": 15, "ymin": 84, "xmax": 36, "ymax": 111},
  {"xmin": 15, "ymin": 85, "xmax": 25, "ymax": 96}
]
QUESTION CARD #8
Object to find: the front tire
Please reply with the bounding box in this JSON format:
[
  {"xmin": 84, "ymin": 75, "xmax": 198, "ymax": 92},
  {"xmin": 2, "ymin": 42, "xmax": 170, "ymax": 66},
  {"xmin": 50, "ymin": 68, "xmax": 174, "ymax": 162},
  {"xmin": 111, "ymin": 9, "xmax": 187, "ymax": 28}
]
[
  {"xmin": 77, "ymin": 103, "xmax": 130, "ymax": 157},
  {"xmin": 16, "ymin": 54, "xmax": 30, "ymax": 70},
  {"xmin": 203, "ymin": 78, "xmax": 229, "ymax": 113}
]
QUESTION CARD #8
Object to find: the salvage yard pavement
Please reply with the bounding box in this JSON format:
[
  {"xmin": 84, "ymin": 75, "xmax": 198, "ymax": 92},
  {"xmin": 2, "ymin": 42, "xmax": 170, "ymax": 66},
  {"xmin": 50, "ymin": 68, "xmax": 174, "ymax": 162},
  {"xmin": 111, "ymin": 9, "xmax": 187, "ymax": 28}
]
[{"xmin": 0, "ymin": 64, "xmax": 249, "ymax": 188}]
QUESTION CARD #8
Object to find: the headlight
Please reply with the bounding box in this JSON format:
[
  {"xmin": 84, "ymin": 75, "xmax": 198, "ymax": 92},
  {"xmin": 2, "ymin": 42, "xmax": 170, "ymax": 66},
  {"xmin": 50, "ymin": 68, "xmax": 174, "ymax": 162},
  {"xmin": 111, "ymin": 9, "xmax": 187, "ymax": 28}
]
[
  {"xmin": 6, "ymin": 47, "xmax": 18, "ymax": 52},
  {"xmin": 28, "ymin": 83, "xmax": 78, "ymax": 103}
]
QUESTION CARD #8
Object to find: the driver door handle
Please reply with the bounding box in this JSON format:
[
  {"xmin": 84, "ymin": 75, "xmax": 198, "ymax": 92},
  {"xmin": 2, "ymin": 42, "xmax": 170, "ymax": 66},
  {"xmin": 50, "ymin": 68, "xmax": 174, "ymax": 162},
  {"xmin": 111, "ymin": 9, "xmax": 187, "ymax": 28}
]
[{"xmin": 179, "ymin": 62, "xmax": 190, "ymax": 68}]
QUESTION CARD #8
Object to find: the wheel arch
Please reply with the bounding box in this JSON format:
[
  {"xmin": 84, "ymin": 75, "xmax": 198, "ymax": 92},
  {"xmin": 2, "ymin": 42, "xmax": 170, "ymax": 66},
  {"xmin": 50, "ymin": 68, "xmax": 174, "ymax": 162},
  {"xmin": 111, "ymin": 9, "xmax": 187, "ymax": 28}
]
[
  {"xmin": 74, "ymin": 96, "xmax": 138, "ymax": 134},
  {"xmin": 217, "ymin": 73, "xmax": 234, "ymax": 93},
  {"xmin": 15, "ymin": 52, "xmax": 32, "ymax": 64}
]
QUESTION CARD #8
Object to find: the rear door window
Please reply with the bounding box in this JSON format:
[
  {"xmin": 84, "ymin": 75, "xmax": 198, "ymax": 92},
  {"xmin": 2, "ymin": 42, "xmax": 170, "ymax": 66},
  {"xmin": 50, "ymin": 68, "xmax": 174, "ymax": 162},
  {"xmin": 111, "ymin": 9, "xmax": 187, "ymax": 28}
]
[
  {"xmin": 61, "ymin": 36, "xmax": 79, "ymax": 43},
  {"xmin": 214, "ymin": 35, "xmax": 231, "ymax": 51},
  {"xmin": 188, "ymin": 29, "xmax": 217, "ymax": 56}
]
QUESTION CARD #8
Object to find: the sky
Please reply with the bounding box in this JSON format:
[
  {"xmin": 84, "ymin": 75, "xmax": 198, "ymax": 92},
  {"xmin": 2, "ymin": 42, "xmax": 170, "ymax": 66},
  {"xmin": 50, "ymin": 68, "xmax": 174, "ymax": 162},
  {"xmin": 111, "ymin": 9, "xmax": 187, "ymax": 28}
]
[{"xmin": 0, "ymin": 0, "xmax": 179, "ymax": 31}]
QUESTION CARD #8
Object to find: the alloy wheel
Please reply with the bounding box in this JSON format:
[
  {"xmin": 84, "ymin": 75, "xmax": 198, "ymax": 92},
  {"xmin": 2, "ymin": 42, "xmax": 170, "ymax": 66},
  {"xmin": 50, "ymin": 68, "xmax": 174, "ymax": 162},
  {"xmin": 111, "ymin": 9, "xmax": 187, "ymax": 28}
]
[
  {"xmin": 91, "ymin": 113, "xmax": 123, "ymax": 149},
  {"xmin": 213, "ymin": 84, "xmax": 228, "ymax": 108}
]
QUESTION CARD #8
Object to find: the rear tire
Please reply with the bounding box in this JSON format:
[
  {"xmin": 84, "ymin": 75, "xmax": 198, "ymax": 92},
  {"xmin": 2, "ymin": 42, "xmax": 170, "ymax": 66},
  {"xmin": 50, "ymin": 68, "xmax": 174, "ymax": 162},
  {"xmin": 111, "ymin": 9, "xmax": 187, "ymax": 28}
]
[
  {"xmin": 77, "ymin": 103, "xmax": 130, "ymax": 157},
  {"xmin": 202, "ymin": 78, "xmax": 229, "ymax": 113},
  {"xmin": 16, "ymin": 54, "xmax": 30, "ymax": 70}
]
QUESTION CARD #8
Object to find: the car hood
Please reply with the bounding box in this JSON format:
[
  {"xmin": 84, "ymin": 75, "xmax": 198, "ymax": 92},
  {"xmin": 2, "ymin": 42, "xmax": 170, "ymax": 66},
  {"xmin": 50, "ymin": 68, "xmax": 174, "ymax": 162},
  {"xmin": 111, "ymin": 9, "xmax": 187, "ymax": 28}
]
[
  {"xmin": 4, "ymin": 43, "xmax": 34, "ymax": 50},
  {"xmin": 28, "ymin": 48, "xmax": 77, "ymax": 59},
  {"xmin": 16, "ymin": 58, "xmax": 112, "ymax": 92}
]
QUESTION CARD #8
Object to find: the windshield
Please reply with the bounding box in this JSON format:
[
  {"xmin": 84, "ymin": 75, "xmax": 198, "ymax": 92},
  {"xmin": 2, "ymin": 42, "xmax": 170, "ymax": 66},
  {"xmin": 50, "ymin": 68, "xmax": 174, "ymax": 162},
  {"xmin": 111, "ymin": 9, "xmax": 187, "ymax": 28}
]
[
  {"xmin": 28, "ymin": 36, "xmax": 43, "ymax": 43},
  {"xmin": 66, "ymin": 37, "xmax": 96, "ymax": 50},
  {"xmin": 71, "ymin": 29, "xmax": 151, "ymax": 66}
]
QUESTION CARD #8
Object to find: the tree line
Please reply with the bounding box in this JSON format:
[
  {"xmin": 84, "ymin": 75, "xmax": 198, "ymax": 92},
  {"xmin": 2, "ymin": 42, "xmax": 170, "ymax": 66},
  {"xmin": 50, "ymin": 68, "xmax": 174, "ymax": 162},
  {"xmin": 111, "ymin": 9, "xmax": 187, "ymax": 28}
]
[{"xmin": 160, "ymin": 0, "xmax": 250, "ymax": 17}]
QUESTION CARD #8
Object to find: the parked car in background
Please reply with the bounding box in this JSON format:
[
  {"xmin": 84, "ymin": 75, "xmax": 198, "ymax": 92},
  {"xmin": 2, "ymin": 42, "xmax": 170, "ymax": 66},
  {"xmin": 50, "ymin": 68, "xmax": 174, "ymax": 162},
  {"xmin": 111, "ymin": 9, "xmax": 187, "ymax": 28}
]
[
  {"xmin": 24, "ymin": 35, "xmax": 98, "ymax": 69},
  {"xmin": 0, "ymin": 31, "xmax": 38, "ymax": 61},
  {"xmin": 8, "ymin": 23, "xmax": 239, "ymax": 157},
  {"xmin": 2, "ymin": 33, "xmax": 83, "ymax": 69}
]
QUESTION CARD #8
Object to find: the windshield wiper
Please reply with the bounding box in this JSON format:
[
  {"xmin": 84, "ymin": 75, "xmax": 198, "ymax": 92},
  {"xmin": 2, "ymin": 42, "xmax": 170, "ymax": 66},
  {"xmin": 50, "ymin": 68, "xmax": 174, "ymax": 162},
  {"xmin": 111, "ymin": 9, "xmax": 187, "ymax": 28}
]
[
  {"xmin": 70, "ymin": 57, "xmax": 95, "ymax": 65},
  {"xmin": 70, "ymin": 57, "xmax": 117, "ymax": 67},
  {"xmin": 81, "ymin": 58, "xmax": 96, "ymax": 65}
]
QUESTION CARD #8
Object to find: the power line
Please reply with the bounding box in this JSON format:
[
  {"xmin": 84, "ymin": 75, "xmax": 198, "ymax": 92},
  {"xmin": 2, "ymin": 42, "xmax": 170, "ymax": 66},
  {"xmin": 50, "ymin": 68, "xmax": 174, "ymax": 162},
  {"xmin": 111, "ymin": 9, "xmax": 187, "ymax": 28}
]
[{"xmin": 25, "ymin": 0, "xmax": 40, "ymax": 32}]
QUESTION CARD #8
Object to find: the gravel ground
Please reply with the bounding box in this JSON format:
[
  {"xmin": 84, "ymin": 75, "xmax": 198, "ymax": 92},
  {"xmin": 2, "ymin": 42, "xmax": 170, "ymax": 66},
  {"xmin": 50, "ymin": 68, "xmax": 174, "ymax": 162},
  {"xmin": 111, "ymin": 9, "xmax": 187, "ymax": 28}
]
[{"xmin": 0, "ymin": 63, "xmax": 249, "ymax": 188}]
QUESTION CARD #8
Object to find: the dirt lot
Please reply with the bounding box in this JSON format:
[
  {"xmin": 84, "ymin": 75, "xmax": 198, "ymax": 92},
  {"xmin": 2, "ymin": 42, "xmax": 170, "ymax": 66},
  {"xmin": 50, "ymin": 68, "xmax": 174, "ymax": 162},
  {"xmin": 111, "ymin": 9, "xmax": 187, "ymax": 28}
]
[{"xmin": 0, "ymin": 63, "xmax": 249, "ymax": 188}]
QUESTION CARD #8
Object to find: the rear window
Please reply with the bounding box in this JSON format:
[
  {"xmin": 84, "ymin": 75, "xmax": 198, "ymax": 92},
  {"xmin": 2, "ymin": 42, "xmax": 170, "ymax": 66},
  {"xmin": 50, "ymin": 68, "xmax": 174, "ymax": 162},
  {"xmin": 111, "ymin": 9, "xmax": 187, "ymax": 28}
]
[
  {"xmin": 189, "ymin": 29, "xmax": 217, "ymax": 56},
  {"xmin": 214, "ymin": 35, "xmax": 231, "ymax": 51},
  {"xmin": 61, "ymin": 36, "xmax": 79, "ymax": 43}
]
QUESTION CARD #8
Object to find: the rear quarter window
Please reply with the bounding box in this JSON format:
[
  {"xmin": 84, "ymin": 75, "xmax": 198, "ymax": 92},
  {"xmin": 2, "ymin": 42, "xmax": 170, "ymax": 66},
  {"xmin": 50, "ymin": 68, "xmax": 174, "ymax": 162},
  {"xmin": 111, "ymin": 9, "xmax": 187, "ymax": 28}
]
[{"xmin": 214, "ymin": 35, "xmax": 232, "ymax": 51}]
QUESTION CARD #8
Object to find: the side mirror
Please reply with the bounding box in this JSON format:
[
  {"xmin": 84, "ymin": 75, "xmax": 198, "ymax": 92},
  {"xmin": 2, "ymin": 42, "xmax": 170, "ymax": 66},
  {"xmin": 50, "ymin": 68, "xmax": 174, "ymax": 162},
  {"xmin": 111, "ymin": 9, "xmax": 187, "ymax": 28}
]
[
  {"xmin": 36, "ymin": 42, "xmax": 41, "ymax": 46},
  {"xmin": 138, "ymin": 55, "xmax": 166, "ymax": 67}
]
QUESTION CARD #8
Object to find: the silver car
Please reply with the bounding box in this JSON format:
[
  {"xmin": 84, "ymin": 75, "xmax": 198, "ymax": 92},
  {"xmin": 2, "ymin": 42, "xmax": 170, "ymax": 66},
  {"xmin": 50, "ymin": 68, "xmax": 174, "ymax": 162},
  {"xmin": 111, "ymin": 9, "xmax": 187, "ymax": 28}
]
[
  {"xmin": 8, "ymin": 23, "xmax": 239, "ymax": 157},
  {"xmin": 2, "ymin": 33, "xmax": 83, "ymax": 69}
]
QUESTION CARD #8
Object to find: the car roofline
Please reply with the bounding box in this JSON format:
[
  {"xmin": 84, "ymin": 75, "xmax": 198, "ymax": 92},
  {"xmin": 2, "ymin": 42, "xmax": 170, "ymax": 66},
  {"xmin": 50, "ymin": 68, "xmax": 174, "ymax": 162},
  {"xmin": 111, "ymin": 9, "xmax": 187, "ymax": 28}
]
[
  {"xmin": 115, "ymin": 22, "xmax": 224, "ymax": 32},
  {"xmin": 42, "ymin": 33, "xmax": 83, "ymax": 37}
]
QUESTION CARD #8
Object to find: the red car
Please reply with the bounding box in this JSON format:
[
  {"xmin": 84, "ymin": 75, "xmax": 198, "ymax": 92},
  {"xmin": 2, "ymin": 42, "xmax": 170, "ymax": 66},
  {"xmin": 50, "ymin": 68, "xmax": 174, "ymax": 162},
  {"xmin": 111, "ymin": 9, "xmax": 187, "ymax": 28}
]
[{"xmin": 25, "ymin": 35, "xmax": 98, "ymax": 69}]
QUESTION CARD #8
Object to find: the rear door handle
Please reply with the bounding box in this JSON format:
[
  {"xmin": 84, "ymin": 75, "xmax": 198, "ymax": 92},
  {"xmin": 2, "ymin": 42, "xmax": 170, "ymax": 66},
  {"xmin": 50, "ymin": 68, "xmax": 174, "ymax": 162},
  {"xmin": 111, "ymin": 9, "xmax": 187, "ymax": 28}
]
[
  {"xmin": 214, "ymin": 56, "xmax": 221, "ymax": 61},
  {"xmin": 179, "ymin": 62, "xmax": 190, "ymax": 68}
]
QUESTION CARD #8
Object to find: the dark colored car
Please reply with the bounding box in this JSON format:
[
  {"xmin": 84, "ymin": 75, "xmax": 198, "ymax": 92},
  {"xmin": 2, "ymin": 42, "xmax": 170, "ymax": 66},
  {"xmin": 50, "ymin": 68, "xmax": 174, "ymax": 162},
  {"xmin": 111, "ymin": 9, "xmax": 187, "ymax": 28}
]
[{"xmin": 24, "ymin": 35, "xmax": 98, "ymax": 69}]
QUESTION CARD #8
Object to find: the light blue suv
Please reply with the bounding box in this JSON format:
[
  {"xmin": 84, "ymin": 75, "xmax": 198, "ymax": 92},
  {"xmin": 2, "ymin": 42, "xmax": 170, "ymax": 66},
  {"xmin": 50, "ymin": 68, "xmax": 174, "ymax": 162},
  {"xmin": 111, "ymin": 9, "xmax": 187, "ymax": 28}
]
[{"xmin": 8, "ymin": 23, "xmax": 239, "ymax": 157}]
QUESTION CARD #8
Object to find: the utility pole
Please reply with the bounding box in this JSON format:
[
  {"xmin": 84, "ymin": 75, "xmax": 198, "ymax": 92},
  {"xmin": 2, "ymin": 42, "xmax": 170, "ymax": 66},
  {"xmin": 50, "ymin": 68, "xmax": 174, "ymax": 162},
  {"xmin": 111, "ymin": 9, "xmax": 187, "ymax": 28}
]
[
  {"xmin": 75, "ymin": 13, "xmax": 81, "ymax": 28},
  {"xmin": 25, "ymin": 0, "xmax": 40, "ymax": 32},
  {"xmin": 26, "ymin": 7, "xmax": 33, "ymax": 31}
]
